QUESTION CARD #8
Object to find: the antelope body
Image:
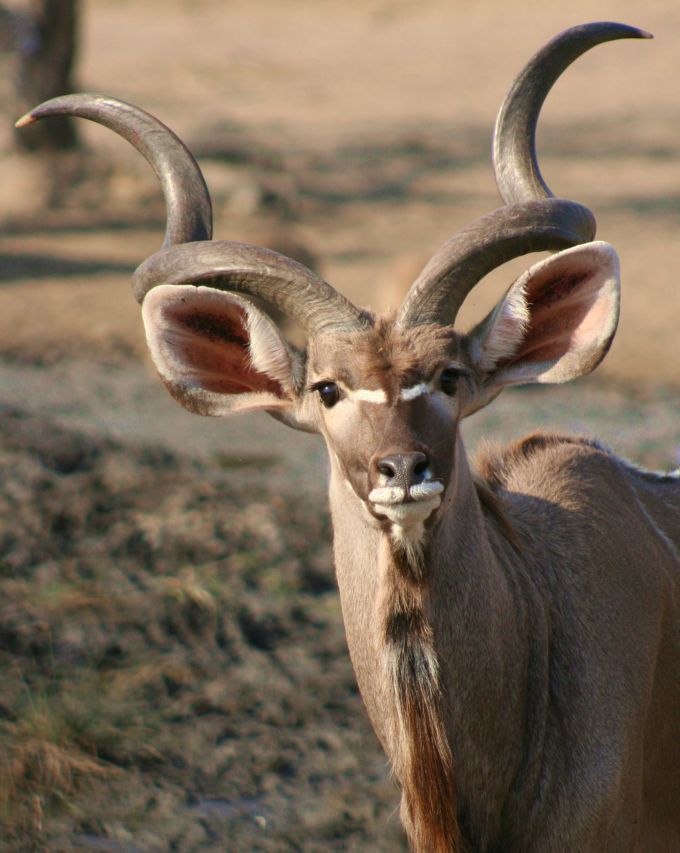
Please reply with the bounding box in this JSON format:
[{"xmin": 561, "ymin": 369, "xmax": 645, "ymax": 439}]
[{"xmin": 19, "ymin": 22, "xmax": 680, "ymax": 852}]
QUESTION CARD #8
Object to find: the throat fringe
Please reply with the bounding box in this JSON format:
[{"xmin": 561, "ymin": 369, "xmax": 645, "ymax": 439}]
[{"xmin": 382, "ymin": 535, "xmax": 460, "ymax": 852}]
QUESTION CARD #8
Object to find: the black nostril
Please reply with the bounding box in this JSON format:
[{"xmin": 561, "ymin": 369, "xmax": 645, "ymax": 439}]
[
  {"xmin": 413, "ymin": 458, "xmax": 428, "ymax": 477},
  {"xmin": 378, "ymin": 460, "xmax": 397, "ymax": 478},
  {"xmin": 375, "ymin": 452, "xmax": 430, "ymax": 487}
]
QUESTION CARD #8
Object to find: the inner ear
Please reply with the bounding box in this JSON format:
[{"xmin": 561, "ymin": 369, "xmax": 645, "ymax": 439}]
[
  {"xmin": 507, "ymin": 257, "xmax": 613, "ymax": 369},
  {"xmin": 164, "ymin": 296, "xmax": 285, "ymax": 396},
  {"xmin": 143, "ymin": 284, "xmax": 300, "ymax": 416},
  {"xmin": 467, "ymin": 242, "xmax": 620, "ymax": 388}
]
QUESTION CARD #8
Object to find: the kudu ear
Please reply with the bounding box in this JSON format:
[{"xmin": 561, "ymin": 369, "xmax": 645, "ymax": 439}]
[
  {"xmin": 142, "ymin": 284, "xmax": 309, "ymax": 426},
  {"xmin": 465, "ymin": 242, "xmax": 620, "ymax": 392}
]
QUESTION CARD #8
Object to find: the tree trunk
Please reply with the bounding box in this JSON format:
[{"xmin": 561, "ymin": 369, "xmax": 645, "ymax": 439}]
[{"xmin": 12, "ymin": 0, "xmax": 80, "ymax": 151}]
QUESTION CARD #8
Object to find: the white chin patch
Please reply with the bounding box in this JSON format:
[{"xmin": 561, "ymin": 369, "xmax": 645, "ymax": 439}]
[{"xmin": 372, "ymin": 497, "xmax": 441, "ymax": 526}]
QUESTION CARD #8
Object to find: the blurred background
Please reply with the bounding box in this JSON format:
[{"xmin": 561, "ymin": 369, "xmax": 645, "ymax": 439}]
[{"xmin": 1, "ymin": 1, "xmax": 679, "ymax": 849}]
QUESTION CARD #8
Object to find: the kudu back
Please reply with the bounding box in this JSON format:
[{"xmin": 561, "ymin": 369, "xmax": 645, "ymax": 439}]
[{"xmin": 19, "ymin": 21, "xmax": 680, "ymax": 853}]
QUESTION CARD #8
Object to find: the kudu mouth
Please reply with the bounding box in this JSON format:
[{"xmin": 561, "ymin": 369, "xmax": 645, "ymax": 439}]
[{"xmin": 368, "ymin": 481, "xmax": 445, "ymax": 526}]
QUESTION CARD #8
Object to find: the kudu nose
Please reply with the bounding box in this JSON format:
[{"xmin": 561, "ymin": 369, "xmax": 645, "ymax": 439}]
[{"xmin": 375, "ymin": 451, "xmax": 430, "ymax": 489}]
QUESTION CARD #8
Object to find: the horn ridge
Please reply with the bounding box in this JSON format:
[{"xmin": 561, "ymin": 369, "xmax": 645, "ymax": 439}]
[
  {"xmin": 399, "ymin": 22, "xmax": 649, "ymax": 328},
  {"xmin": 133, "ymin": 240, "xmax": 367, "ymax": 334},
  {"xmin": 397, "ymin": 198, "xmax": 595, "ymax": 328},
  {"xmin": 17, "ymin": 93, "xmax": 213, "ymax": 249},
  {"xmin": 19, "ymin": 94, "xmax": 366, "ymax": 335},
  {"xmin": 493, "ymin": 22, "xmax": 652, "ymax": 205}
]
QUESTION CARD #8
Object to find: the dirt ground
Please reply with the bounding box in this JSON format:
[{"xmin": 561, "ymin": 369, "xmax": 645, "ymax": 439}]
[{"xmin": 1, "ymin": 1, "xmax": 680, "ymax": 850}]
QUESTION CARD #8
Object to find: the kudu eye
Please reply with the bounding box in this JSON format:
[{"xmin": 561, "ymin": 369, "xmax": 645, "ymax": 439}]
[
  {"xmin": 439, "ymin": 367, "xmax": 464, "ymax": 396},
  {"xmin": 317, "ymin": 382, "xmax": 340, "ymax": 408}
]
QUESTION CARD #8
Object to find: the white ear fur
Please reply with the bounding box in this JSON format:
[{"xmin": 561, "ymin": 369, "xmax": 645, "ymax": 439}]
[
  {"xmin": 142, "ymin": 284, "xmax": 300, "ymax": 418},
  {"xmin": 245, "ymin": 307, "xmax": 296, "ymax": 389},
  {"xmin": 466, "ymin": 241, "xmax": 620, "ymax": 387},
  {"xmin": 467, "ymin": 280, "xmax": 530, "ymax": 373}
]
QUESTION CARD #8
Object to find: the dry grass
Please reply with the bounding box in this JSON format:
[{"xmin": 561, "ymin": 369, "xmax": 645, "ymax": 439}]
[
  {"xmin": 0, "ymin": 406, "xmax": 401, "ymax": 850},
  {"xmin": 0, "ymin": 675, "xmax": 122, "ymax": 836}
]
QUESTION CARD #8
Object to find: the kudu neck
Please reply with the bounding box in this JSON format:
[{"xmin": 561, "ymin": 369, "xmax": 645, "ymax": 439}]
[{"xmin": 327, "ymin": 435, "xmax": 531, "ymax": 815}]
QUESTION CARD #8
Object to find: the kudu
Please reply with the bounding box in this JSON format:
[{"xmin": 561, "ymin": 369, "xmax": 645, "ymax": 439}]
[{"xmin": 18, "ymin": 22, "xmax": 680, "ymax": 853}]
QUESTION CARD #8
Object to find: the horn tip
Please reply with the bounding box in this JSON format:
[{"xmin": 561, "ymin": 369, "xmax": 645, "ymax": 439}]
[
  {"xmin": 14, "ymin": 112, "xmax": 36, "ymax": 129},
  {"xmin": 615, "ymin": 23, "xmax": 654, "ymax": 40}
]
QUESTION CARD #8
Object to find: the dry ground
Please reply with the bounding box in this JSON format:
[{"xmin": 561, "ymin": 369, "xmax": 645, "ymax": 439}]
[{"xmin": 1, "ymin": 1, "xmax": 680, "ymax": 849}]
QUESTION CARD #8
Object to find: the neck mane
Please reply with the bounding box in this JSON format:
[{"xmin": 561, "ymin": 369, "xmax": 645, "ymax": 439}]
[{"xmin": 378, "ymin": 531, "xmax": 460, "ymax": 851}]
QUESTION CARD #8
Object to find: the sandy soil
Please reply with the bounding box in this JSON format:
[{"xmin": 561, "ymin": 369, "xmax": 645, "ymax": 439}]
[{"xmin": 1, "ymin": 1, "xmax": 680, "ymax": 849}]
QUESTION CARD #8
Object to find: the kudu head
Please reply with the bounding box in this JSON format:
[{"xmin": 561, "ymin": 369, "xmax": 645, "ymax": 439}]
[{"xmin": 18, "ymin": 23, "xmax": 646, "ymax": 542}]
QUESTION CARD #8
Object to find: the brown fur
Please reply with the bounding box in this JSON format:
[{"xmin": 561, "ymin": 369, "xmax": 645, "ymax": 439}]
[
  {"xmin": 474, "ymin": 431, "xmax": 603, "ymax": 489},
  {"xmin": 473, "ymin": 476, "xmax": 523, "ymax": 553},
  {"xmin": 321, "ymin": 318, "xmax": 459, "ymax": 393}
]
